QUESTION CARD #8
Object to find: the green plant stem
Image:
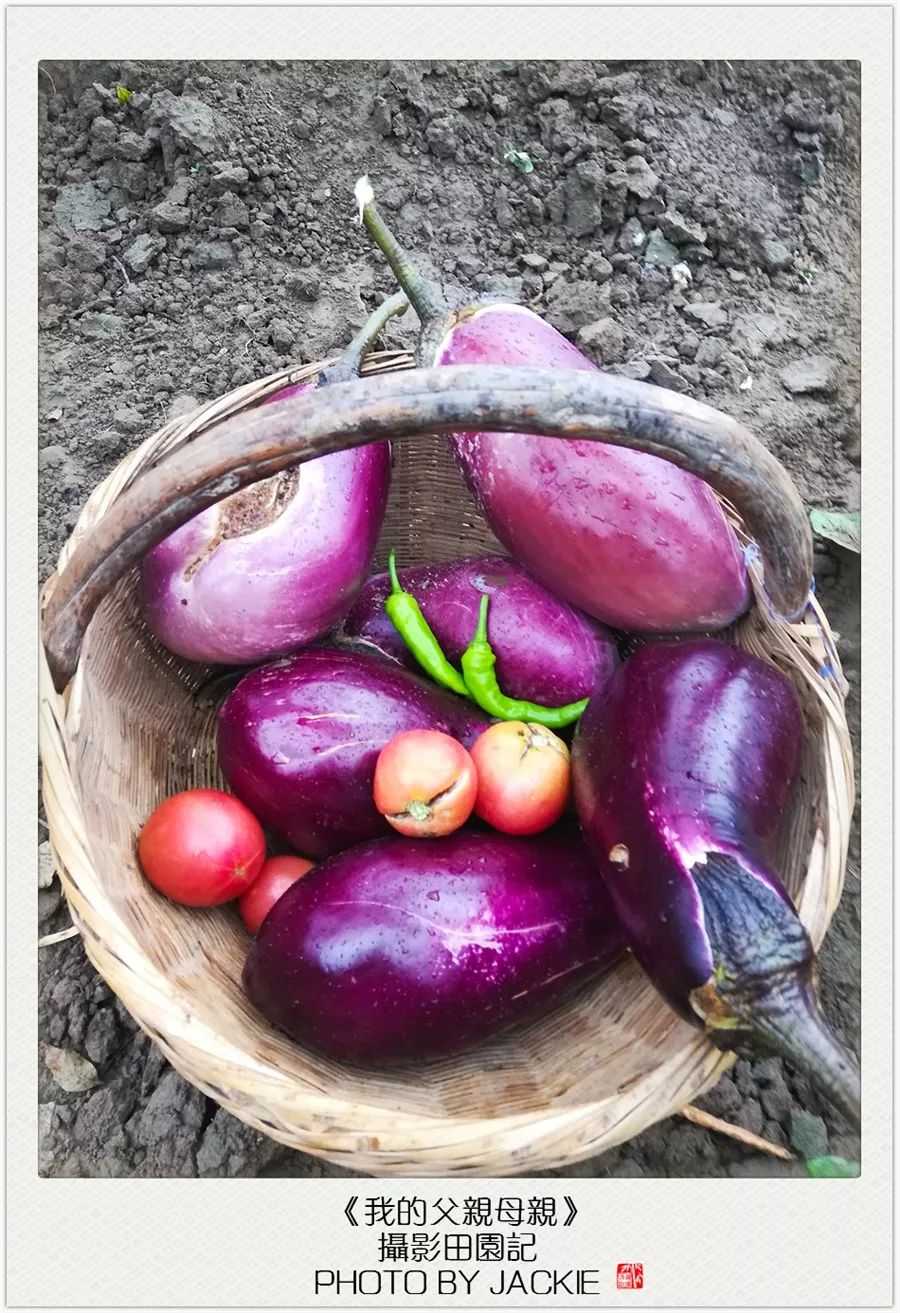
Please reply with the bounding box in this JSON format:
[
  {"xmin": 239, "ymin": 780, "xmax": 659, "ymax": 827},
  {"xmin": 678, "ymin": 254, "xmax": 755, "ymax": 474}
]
[
  {"xmin": 357, "ymin": 181, "xmax": 447, "ymax": 324},
  {"xmin": 321, "ymin": 291, "xmax": 408, "ymax": 385}
]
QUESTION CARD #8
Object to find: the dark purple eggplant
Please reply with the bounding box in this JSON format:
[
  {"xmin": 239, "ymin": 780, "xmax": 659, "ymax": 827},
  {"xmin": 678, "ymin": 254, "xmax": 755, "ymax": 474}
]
[
  {"xmin": 217, "ymin": 646, "xmax": 489, "ymax": 859},
  {"xmin": 340, "ymin": 554, "xmax": 618, "ymax": 704},
  {"xmin": 571, "ymin": 637, "xmax": 860, "ymax": 1126},
  {"xmin": 243, "ymin": 827, "xmax": 624, "ymax": 1065}
]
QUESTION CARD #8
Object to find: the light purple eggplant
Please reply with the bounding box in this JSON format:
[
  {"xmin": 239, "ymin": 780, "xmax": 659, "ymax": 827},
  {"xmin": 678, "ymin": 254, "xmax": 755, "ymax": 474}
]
[
  {"xmin": 217, "ymin": 646, "xmax": 489, "ymax": 859},
  {"xmin": 339, "ymin": 554, "xmax": 618, "ymax": 704},
  {"xmin": 571, "ymin": 637, "xmax": 860, "ymax": 1126},
  {"xmin": 138, "ymin": 294, "xmax": 406, "ymax": 665},
  {"xmin": 243, "ymin": 827, "xmax": 624, "ymax": 1065},
  {"xmin": 356, "ymin": 178, "xmax": 749, "ymax": 634}
]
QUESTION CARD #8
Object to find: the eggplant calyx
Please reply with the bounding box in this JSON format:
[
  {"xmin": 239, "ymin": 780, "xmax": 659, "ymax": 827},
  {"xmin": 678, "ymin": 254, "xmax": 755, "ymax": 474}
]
[
  {"xmin": 689, "ymin": 851, "xmax": 860, "ymax": 1128},
  {"xmin": 689, "ymin": 978, "xmax": 741, "ymax": 1032},
  {"xmin": 692, "ymin": 969, "xmax": 861, "ymax": 1130},
  {"xmin": 418, "ymin": 298, "xmax": 528, "ymax": 368}
]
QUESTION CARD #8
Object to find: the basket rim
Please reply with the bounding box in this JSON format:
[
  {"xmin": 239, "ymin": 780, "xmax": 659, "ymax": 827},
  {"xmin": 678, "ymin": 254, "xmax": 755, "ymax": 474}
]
[{"xmin": 38, "ymin": 355, "xmax": 856, "ymax": 1176}]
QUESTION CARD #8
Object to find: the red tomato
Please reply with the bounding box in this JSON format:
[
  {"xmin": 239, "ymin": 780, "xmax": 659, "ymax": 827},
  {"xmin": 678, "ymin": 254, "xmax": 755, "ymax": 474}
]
[
  {"xmin": 138, "ymin": 789, "xmax": 266, "ymax": 907},
  {"xmin": 373, "ymin": 729, "xmax": 477, "ymax": 838},
  {"xmin": 470, "ymin": 721, "xmax": 570, "ymax": 836},
  {"xmin": 239, "ymin": 855, "xmax": 314, "ymax": 934}
]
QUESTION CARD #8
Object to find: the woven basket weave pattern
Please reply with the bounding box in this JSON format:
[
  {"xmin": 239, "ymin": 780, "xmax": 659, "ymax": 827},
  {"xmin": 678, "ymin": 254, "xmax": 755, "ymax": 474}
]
[{"xmin": 39, "ymin": 352, "xmax": 854, "ymax": 1176}]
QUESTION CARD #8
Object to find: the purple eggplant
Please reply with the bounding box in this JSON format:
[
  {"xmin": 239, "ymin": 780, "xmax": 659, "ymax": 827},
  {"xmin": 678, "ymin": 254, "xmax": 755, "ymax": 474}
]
[
  {"xmin": 340, "ymin": 554, "xmax": 618, "ymax": 704},
  {"xmin": 243, "ymin": 827, "xmax": 624, "ymax": 1064},
  {"xmin": 138, "ymin": 294, "xmax": 406, "ymax": 665},
  {"xmin": 217, "ymin": 646, "xmax": 489, "ymax": 859},
  {"xmin": 356, "ymin": 177, "xmax": 749, "ymax": 634},
  {"xmin": 571, "ymin": 637, "xmax": 860, "ymax": 1126}
]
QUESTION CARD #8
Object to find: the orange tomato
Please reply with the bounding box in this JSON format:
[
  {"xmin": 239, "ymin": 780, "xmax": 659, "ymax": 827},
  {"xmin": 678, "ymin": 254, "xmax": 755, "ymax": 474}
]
[
  {"xmin": 374, "ymin": 729, "xmax": 478, "ymax": 838},
  {"xmin": 470, "ymin": 721, "xmax": 570, "ymax": 835}
]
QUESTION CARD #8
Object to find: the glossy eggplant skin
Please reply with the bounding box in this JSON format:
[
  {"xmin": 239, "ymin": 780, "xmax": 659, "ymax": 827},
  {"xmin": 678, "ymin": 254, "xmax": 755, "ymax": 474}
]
[
  {"xmin": 341, "ymin": 554, "xmax": 618, "ymax": 704},
  {"xmin": 217, "ymin": 647, "xmax": 489, "ymax": 860},
  {"xmin": 571, "ymin": 637, "xmax": 802, "ymax": 1018},
  {"xmin": 243, "ymin": 828, "xmax": 625, "ymax": 1065},
  {"xmin": 437, "ymin": 305, "xmax": 749, "ymax": 634},
  {"xmin": 139, "ymin": 376, "xmax": 391, "ymax": 666}
]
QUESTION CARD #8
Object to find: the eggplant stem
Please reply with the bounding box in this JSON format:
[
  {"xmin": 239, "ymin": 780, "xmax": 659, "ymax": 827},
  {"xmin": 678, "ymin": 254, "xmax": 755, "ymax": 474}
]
[
  {"xmin": 321, "ymin": 290, "xmax": 408, "ymax": 385},
  {"xmin": 742, "ymin": 987, "xmax": 861, "ymax": 1129},
  {"xmin": 355, "ymin": 175, "xmax": 448, "ymax": 324},
  {"xmin": 690, "ymin": 852, "xmax": 860, "ymax": 1129}
]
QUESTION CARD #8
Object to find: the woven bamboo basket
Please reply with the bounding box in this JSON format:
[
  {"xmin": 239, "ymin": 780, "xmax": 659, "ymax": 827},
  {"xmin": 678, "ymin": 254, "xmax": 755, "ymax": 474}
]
[{"xmin": 39, "ymin": 349, "xmax": 854, "ymax": 1176}]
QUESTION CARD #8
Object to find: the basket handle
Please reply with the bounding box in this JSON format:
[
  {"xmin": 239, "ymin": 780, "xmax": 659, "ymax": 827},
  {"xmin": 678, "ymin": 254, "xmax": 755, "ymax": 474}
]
[{"xmin": 41, "ymin": 364, "xmax": 812, "ymax": 693}]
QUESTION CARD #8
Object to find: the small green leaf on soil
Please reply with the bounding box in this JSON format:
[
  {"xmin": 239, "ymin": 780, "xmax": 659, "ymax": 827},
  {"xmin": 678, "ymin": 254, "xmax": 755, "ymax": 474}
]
[
  {"xmin": 809, "ymin": 509, "xmax": 860, "ymax": 554},
  {"xmin": 806, "ymin": 1155, "xmax": 860, "ymax": 1178},
  {"xmin": 503, "ymin": 145, "xmax": 534, "ymax": 174},
  {"xmin": 116, "ymin": 85, "xmax": 133, "ymax": 105}
]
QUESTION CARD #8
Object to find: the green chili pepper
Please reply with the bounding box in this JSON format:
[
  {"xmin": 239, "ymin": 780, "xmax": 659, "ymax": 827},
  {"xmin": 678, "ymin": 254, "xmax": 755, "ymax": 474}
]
[
  {"xmin": 384, "ymin": 551, "xmax": 470, "ymax": 698},
  {"xmin": 461, "ymin": 594, "xmax": 589, "ymax": 729}
]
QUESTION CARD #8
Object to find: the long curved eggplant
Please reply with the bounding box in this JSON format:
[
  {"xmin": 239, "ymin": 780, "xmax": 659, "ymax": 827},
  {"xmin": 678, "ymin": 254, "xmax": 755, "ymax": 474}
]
[
  {"xmin": 356, "ymin": 177, "xmax": 749, "ymax": 634},
  {"xmin": 243, "ymin": 827, "xmax": 624, "ymax": 1064},
  {"xmin": 571, "ymin": 637, "xmax": 860, "ymax": 1125},
  {"xmin": 340, "ymin": 554, "xmax": 618, "ymax": 704},
  {"xmin": 138, "ymin": 294, "xmax": 405, "ymax": 665},
  {"xmin": 217, "ymin": 646, "xmax": 489, "ymax": 859}
]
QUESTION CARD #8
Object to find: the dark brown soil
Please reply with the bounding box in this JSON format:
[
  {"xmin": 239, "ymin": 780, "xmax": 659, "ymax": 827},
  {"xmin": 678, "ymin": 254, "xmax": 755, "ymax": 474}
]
[{"xmin": 38, "ymin": 58, "xmax": 860, "ymax": 1179}]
